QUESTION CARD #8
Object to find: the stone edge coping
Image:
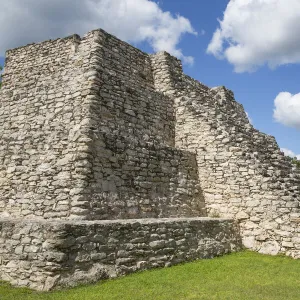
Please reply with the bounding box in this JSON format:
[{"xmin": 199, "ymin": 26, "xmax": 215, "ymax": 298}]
[
  {"xmin": 5, "ymin": 28, "xmax": 147, "ymax": 56},
  {"xmin": 0, "ymin": 217, "xmax": 234, "ymax": 226}
]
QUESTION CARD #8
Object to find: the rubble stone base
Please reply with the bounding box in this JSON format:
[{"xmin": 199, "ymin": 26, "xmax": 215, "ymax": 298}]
[{"xmin": 0, "ymin": 217, "xmax": 241, "ymax": 290}]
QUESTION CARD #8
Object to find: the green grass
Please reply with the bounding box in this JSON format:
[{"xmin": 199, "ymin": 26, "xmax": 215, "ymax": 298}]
[{"xmin": 1, "ymin": 251, "xmax": 300, "ymax": 300}]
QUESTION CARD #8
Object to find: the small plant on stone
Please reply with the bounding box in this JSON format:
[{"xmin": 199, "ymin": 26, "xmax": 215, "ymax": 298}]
[
  {"xmin": 291, "ymin": 158, "xmax": 300, "ymax": 169},
  {"xmin": 285, "ymin": 154, "xmax": 300, "ymax": 169}
]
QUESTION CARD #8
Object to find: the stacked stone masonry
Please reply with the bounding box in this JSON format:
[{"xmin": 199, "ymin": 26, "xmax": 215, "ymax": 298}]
[
  {"xmin": 0, "ymin": 217, "xmax": 240, "ymax": 291},
  {"xmin": 0, "ymin": 28, "xmax": 298, "ymax": 290},
  {"xmin": 0, "ymin": 30, "xmax": 205, "ymax": 220},
  {"xmin": 150, "ymin": 52, "xmax": 300, "ymax": 258}
]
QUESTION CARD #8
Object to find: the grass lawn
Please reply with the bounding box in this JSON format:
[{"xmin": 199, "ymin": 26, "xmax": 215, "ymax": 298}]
[{"xmin": 1, "ymin": 251, "xmax": 300, "ymax": 300}]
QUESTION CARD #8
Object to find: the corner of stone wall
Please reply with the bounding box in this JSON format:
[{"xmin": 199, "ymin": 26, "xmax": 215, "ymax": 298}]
[
  {"xmin": 67, "ymin": 30, "xmax": 107, "ymax": 220},
  {"xmin": 150, "ymin": 51, "xmax": 183, "ymax": 96}
]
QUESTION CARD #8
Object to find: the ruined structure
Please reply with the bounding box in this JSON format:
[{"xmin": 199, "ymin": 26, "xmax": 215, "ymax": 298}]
[{"xmin": 0, "ymin": 28, "xmax": 299, "ymax": 290}]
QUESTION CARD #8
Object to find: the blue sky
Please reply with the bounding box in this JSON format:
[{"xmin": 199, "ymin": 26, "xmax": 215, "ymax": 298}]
[{"xmin": 0, "ymin": 0, "xmax": 299, "ymax": 156}]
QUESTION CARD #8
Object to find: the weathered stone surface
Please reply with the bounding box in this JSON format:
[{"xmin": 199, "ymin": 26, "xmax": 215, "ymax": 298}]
[
  {"xmin": 0, "ymin": 30, "xmax": 206, "ymax": 220},
  {"xmin": 0, "ymin": 218, "xmax": 241, "ymax": 291},
  {"xmin": 0, "ymin": 27, "xmax": 299, "ymax": 291},
  {"xmin": 259, "ymin": 241, "xmax": 280, "ymax": 256},
  {"xmin": 150, "ymin": 51, "xmax": 300, "ymax": 259}
]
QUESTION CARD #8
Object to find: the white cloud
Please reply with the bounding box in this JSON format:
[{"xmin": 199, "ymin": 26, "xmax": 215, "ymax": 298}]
[
  {"xmin": 0, "ymin": 0, "xmax": 196, "ymax": 65},
  {"xmin": 281, "ymin": 148, "xmax": 300, "ymax": 160},
  {"xmin": 207, "ymin": 0, "xmax": 300, "ymax": 72},
  {"xmin": 273, "ymin": 92, "xmax": 300, "ymax": 129}
]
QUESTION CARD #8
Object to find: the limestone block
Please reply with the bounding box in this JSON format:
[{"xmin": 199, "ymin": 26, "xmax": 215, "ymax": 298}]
[{"xmin": 259, "ymin": 241, "xmax": 280, "ymax": 255}]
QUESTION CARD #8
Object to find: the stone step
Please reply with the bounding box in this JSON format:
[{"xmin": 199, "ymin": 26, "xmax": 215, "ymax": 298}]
[{"xmin": 0, "ymin": 217, "xmax": 241, "ymax": 291}]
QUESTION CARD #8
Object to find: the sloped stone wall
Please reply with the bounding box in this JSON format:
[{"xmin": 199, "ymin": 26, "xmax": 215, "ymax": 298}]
[
  {"xmin": 0, "ymin": 217, "xmax": 241, "ymax": 291},
  {"xmin": 151, "ymin": 51, "xmax": 300, "ymax": 258}
]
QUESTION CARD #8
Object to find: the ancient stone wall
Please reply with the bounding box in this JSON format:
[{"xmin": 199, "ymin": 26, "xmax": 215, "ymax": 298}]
[
  {"xmin": 0, "ymin": 26, "xmax": 299, "ymax": 291},
  {"xmin": 151, "ymin": 52, "xmax": 300, "ymax": 258},
  {"xmin": 78, "ymin": 30, "xmax": 206, "ymax": 219},
  {"xmin": 0, "ymin": 30, "xmax": 206, "ymax": 220},
  {"xmin": 0, "ymin": 33, "xmax": 95, "ymax": 219},
  {"xmin": 0, "ymin": 217, "xmax": 241, "ymax": 290}
]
